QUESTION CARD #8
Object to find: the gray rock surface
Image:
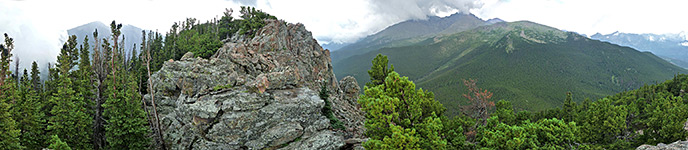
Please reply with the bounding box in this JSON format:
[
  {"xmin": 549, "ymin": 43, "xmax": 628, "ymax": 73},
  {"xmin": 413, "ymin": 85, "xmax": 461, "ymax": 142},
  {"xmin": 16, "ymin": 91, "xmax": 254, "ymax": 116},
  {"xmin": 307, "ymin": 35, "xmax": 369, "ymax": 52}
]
[
  {"xmin": 637, "ymin": 140, "xmax": 688, "ymax": 150},
  {"xmin": 145, "ymin": 19, "xmax": 364, "ymax": 149}
]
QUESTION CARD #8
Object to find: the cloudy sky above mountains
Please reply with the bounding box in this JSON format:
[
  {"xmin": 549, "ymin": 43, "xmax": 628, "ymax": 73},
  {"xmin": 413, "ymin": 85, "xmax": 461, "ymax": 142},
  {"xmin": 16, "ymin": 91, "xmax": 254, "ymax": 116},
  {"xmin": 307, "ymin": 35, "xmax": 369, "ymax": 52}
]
[{"xmin": 1, "ymin": 0, "xmax": 688, "ymax": 70}]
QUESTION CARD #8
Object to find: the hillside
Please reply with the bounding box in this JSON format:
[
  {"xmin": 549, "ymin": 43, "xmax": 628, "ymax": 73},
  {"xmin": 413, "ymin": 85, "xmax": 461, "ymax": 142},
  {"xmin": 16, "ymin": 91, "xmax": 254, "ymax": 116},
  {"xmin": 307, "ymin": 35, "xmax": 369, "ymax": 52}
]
[
  {"xmin": 334, "ymin": 21, "xmax": 687, "ymax": 115},
  {"xmin": 330, "ymin": 13, "xmax": 498, "ymax": 62},
  {"xmin": 590, "ymin": 32, "xmax": 688, "ymax": 68}
]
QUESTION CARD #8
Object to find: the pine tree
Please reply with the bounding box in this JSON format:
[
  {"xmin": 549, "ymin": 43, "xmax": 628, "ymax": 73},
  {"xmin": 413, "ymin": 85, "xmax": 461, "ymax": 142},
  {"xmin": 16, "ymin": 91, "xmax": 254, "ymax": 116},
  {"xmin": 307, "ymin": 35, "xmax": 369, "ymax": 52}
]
[
  {"xmin": 103, "ymin": 73, "xmax": 151, "ymax": 149},
  {"xmin": 1, "ymin": 33, "xmax": 14, "ymax": 87},
  {"xmin": 366, "ymin": 53, "xmax": 394, "ymax": 88},
  {"xmin": 47, "ymin": 135, "xmax": 72, "ymax": 150},
  {"xmin": 102, "ymin": 21, "xmax": 151, "ymax": 149},
  {"xmin": 0, "ymin": 33, "xmax": 22, "ymax": 150},
  {"xmin": 13, "ymin": 69, "xmax": 46, "ymax": 149},
  {"xmin": 359, "ymin": 71, "xmax": 446, "ymax": 149},
  {"xmin": 47, "ymin": 37, "xmax": 93, "ymax": 149},
  {"xmin": 561, "ymin": 92, "xmax": 577, "ymax": 122},
  {"xmin": 579, "ymin": 98, "xmax": 628, "ymax": 148},
  {"xmin": 30, "ymin": 61, "xmax": 42, "ymax": 92},
  {"xmin": 494, "ymin": 100, "xmax": 516, "ymax": 125}
]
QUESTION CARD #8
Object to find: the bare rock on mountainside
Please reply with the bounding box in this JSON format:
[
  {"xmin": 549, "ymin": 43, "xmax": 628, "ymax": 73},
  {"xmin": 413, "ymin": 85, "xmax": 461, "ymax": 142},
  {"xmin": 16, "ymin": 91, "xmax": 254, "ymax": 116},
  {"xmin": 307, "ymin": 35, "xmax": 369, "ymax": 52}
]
[
  {"xmin": 637, "ymin": 140, "xmax": 688, "ymax": 150},
  {"xmin": 145, "ymin": 19, "xmax": 364, "ymax": 149}
]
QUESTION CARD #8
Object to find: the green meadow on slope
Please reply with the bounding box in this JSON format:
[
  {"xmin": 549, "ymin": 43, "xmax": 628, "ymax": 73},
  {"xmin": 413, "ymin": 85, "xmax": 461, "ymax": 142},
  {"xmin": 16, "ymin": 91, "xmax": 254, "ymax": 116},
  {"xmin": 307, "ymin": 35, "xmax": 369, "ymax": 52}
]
[{"xmin": 334, "ymin": 21, "xmax": 687, "ymax": 115}]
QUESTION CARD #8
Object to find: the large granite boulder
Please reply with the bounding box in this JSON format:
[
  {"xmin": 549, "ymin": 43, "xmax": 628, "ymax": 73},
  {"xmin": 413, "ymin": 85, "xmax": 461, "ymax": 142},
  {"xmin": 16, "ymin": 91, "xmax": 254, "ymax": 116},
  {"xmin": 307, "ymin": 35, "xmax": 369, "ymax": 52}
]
[{"xmin": 145, "ymin": 19, "xmax": 364, "ymax": 149}]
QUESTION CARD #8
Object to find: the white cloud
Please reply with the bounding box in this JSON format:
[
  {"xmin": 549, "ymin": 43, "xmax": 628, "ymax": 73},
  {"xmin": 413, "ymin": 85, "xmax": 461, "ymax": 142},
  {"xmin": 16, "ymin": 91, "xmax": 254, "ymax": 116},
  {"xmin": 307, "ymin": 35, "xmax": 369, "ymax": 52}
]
[{"xmin": 472, "ymin": 0, "xmax": 688, "ymax": 36}]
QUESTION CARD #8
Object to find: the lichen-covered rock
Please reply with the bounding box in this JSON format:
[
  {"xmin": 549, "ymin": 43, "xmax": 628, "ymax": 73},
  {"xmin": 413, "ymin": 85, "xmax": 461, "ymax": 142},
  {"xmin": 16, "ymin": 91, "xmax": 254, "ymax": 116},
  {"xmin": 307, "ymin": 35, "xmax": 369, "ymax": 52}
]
[
  {"xmin": 145, "ymin": 19, "xmax": 364, "ymax": 149},
  {"xmin": 637, "ymin": 140, "xmax": 688, "ymax": 150}
]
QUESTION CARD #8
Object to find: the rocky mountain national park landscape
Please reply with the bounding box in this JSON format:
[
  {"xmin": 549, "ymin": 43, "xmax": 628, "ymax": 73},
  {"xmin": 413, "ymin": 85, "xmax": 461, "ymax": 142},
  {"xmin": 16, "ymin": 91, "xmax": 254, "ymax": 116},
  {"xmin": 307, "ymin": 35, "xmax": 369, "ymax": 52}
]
[{"xmin": 1, "ymin": 0, "xmax": 688, "ymax": 150}]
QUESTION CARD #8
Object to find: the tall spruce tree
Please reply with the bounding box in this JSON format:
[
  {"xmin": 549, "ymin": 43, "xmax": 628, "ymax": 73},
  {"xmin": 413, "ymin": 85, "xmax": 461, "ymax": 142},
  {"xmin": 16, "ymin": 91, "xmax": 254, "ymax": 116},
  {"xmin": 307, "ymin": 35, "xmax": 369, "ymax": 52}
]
[
  {"xmin": 102, "ymin": 21, "xmax": 152, "ymax": 149},
  {"xmin": 0, "ymin": 33, "xmax": 22, "ymax": 149},
  {"xmin": 47, "ymin": 36, "xmax": 93, "ymax": 149},
  {"xmin": 14, "ymin": 68, "xmax": 46, "ymax": 149},
  {"xmin": 30, "ymin": 61, "xmax": 42, "ymax": 92}
]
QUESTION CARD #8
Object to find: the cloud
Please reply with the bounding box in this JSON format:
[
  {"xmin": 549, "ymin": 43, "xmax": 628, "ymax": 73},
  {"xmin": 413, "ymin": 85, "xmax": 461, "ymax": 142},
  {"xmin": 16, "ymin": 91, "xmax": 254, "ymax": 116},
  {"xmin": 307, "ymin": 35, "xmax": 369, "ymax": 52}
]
[
  {"xmin": 229, "ymin": 0, "xmax": 257, "ymax": 6},
  {"xmin": 369, "ymin": 0, "xmax": 483, "ymax": 20},
  {"xmin": 253, "ymin": 0, "xmax": 485, "ymax": 44},
  {"xmin": 472, "ymin": 0, "xmax": 688, "ymax": 36},
  {"xmin": 0, "ymin": 1, "xmax": 62, "ymax": 76}
]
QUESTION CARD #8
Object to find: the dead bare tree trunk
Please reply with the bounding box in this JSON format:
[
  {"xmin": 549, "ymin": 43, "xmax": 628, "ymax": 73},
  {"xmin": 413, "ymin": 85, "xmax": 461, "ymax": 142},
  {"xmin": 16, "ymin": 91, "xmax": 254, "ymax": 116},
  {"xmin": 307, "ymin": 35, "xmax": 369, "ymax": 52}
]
[
  {"xmin": 91, "ymin": 31, "xmax": 106, "ymax": 150},
  {"xmin": 146, "ymin": 38, "xmax": 167, "ymax": 150}
]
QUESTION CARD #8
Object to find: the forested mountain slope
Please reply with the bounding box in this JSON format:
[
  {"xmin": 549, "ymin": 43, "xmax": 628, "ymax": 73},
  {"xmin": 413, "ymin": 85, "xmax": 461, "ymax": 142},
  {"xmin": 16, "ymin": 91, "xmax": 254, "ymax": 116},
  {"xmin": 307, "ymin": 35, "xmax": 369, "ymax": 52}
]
[{"xmin": 336, "ymin": 21, "xmax": 687, "ymax": 114}]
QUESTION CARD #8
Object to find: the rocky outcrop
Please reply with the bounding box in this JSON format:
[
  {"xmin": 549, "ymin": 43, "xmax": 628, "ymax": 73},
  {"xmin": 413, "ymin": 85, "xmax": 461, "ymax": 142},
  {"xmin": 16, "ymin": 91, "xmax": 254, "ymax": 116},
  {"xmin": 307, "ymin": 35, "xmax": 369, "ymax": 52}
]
[
  {"xmin": 145, "ymin": 19, "xmax": 364, "ymax": 149},
  {"xmin": 637, "ymin": 140, "xmax": 688, "ymax": 150}
]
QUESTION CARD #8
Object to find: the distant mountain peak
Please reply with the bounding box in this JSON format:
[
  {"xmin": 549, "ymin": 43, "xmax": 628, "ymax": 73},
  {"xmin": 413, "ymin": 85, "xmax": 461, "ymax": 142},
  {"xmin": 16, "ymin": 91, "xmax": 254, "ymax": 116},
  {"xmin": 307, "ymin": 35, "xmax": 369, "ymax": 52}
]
[
  {"xmin": 485, "ymin": 18, "xmax": 504, "ymax": 25},
  {"xmin": 67, "ymin": 21, "xmax": 145, "ymax": 57}
]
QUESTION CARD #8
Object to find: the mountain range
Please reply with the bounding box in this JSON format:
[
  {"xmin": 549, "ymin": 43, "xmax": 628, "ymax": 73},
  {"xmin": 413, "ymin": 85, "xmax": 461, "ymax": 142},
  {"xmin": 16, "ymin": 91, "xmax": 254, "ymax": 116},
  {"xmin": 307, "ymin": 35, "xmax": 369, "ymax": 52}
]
[
  {"xmin": 332, "ymin": 14, "xmax": 686, "ymax": 115},
  {"xmin": 590, "ymin": 32, "xmax": 688, "ymax": 68},
  {"xmin": 330, "ymin": 13, "xmax": 502, "ymax": 63}
]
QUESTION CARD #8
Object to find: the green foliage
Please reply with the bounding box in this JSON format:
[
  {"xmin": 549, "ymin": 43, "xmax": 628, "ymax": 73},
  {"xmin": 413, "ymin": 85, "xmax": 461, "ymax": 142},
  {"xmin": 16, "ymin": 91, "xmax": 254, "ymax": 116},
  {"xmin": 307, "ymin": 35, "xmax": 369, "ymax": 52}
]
[
  {"xmin": 47, "ymin": 135, "xmax": 72, "ymax": 150},
  {"xmin": 641, "ymin": 94, "xmax": 688, "ymax": 144},
  {"xmin": 477, "ymin": 117, "xmax": 579, "ymax": 149},
  {"xmin": 0, "ymin": 80, "xmax": 22, "ymax": 150},
  {"xmin": 47, "ymin": 37, "xmax": 93, "ymax": 150},
  {"xmin": 219, "ymin": 6, "xmax": 277, "ymax": 39},
  {"xmin": 365, "ymin": 54, "xmax": 394, "ymax": 88},
  {"xmin": 103, "ymin": 23, "xmax": 151, "ymax": 149},
  {"xmin": 175, "ymin": 19, "xmax": 223, "ymax": 59},
  {"xmin": 47, "ymin": 75, "xmax": 93, "ymax": 149},
  {"xmin": 441, "ymin": 115, "xmax": 474, "ymax": 149},
  {"xmin": 0, "ymin": 33, "xmax": 22, "ymax": 149},
  {"xmin": 359, "ymin": 71, "xmax": 446, "ymax": 150},
  {"xmin": 213, "ymin": 83, "xmax": 233, "ymax": 91},
  {"xmin": 102, "ymin": 76, "xmax": 151, "ymax": 149},
  {"xmin": 494, "ymin": 100, "xmax": 516, "ymax": 125},
  {"xmin": 30, "ymin": 61, "xmax": 42, "ymax": 92},
  {"xmin": 578, "ymin": 98, "xmax": 628, "ymax": 147},
  {"xmin": 14, "ymin": 69, "xmax": 46, "ymax": 149},
  {"xmin": 561, "ymin": 92, "xmax": 577, "ymax": 122},
  {"xmin": 320, "ymin": 82, "xmax": 345, "ymax": 130}
]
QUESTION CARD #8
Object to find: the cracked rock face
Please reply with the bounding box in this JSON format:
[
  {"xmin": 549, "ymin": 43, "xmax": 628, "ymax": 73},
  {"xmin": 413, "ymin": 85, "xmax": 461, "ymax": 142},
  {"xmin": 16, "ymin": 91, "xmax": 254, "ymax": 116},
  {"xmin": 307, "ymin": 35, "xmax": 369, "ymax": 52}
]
[
  {"xmin": 637, "ymin": 140, "xmax": 688, "ymax": 150},
  {"xmin": 145, "ymin": 19, "xmax": 364, "ymax": 150}
]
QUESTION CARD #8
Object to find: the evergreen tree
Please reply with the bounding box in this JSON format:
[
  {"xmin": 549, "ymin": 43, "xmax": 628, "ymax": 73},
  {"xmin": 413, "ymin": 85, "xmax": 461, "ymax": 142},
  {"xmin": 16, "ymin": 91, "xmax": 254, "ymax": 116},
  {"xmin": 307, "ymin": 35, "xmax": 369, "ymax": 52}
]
[
  {"xmin": 579, "ymin": 98, "xmax": 628, "ymax": 148},
  {"xmin": 441, "ymin": 115, "xmax": 474, "ymax": 149},
  {"xmin": 366, "ymin": 54, "xmax": 394, "ymax": 88},
  {"xmin": 30, "ymin": 61, "xmax": 42, "ymax": 92},
  {"xmin": 0, "ymin": 33, "xmax": 22, "ymax": 150},
  {"xmin": 102, "ymin": 21, "xmax": 152, "ymax": 149},
  {"xmin": 494, "ymin": 100, "xmax": 517, "ymax": 125},
  {"xmin": 561, "ymin": 92, "xmax": 577, "ymax": 122},
  {"xmin": 47, "ymin": 135, "xmax": 72, "ymax": 150},
  {"xmin": 47, "ymin": 37, "xmax": 93, "ymax": 149},
  {"xmin": 320, "ymin": 82, "xmax": 344, "ymax": 130},
  {"xmin": 359, "ymin": 71, "xmax": 446, "ymax": 149},
  {"xmin": 477, "ymin": 117, "xmax": 579, "ymax": 149},
  {"xmin": 641, "ymin": 93, "xmax": 688, "ymax": 144},
  {"xmin": 102, "ymin": 73, "xmax": 151, "ymax": 149},
  {"xmin": 14, "ymin": 68, "xmax": 46, "ymax": 149}
]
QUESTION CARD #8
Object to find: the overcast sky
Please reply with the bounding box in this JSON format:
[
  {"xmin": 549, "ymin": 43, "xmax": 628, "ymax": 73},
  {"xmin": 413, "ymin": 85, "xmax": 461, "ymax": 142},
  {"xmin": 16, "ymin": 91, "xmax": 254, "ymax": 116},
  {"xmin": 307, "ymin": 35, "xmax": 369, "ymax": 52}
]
[{"xmin": 1, "ymin": 0, "xmax": 688, "ymax": 71}]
